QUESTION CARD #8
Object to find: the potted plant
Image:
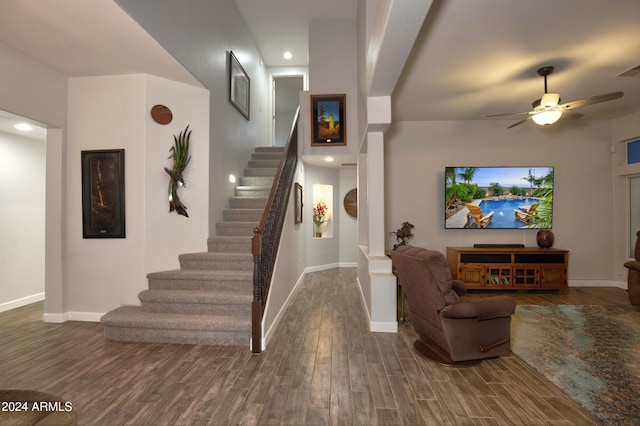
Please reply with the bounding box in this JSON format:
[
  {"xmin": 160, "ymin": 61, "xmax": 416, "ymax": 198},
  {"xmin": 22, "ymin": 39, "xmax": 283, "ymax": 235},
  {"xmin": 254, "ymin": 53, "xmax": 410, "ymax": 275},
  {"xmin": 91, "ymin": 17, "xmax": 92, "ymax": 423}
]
[
  {"xmin": 391, "ymin": 222, "xmax": 414, "ymax": 250},
  {"xmin": 313, "ymin": 200, "xmax": 328, "ymax": 237}
]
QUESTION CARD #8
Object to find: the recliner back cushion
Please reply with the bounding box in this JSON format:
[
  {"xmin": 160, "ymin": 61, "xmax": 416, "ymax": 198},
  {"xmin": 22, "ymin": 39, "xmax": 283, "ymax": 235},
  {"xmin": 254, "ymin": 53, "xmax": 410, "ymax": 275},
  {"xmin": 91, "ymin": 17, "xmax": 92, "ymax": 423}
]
[
  {"xmin": 418, "ymin": 249, "xmax": 460, "ymax": 306},
  {"xmin": 392, "ymin": 246, "xmax": 460, "ymax": 310}
]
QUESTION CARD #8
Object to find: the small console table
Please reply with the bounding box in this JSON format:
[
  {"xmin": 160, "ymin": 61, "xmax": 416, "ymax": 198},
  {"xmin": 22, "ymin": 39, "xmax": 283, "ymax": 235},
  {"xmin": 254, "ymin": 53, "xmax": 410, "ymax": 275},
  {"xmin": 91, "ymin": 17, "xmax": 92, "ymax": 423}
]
[{"xmin": 446, "ymin": 246, "xmax": 569, "ymax": 294}]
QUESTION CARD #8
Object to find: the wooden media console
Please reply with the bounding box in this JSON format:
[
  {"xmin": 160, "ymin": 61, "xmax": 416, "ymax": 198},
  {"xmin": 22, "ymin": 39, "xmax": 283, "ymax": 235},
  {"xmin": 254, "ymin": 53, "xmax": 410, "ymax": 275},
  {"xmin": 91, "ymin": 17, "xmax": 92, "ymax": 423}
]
[{"xmin": 447, "ymin": 246, "xmax": 569, "ymax": 294}]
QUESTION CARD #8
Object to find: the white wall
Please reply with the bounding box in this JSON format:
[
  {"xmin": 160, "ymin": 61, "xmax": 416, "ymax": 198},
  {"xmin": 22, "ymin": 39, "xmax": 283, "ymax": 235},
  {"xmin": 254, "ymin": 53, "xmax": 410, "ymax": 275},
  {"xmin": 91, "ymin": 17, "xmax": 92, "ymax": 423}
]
[
  {"xmin": 0, "ymin": 43, "xmax": 67, "ymax": 128},
  {"xmin": 339, "ymin": 167, "xmax": 359, "ymax": 264},
  {"xmin": 385, "ymin": 119, "xmax": 616, "ymax": 284},
  {"xmin": 299, "ymin": 19, "xmax": 359, "ymax": 161},
  {"xmin": 0, "ymin": 131, "xmax": 45, "ymax": 311},
  {"xmin": 145, "ymin": 76, "xmax": 209, "ymax": 273},
  {"xmin": 65, "ymin": 74, "xmax": 208, "ymax": 319}
]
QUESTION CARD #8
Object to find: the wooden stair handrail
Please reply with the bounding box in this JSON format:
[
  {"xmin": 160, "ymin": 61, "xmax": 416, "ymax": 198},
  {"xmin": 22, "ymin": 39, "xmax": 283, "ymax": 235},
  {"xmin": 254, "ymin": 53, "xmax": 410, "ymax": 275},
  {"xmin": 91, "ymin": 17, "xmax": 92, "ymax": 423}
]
[{"xmin": 251, "ymin": 108, "xmax": 299, "ymax": 353}]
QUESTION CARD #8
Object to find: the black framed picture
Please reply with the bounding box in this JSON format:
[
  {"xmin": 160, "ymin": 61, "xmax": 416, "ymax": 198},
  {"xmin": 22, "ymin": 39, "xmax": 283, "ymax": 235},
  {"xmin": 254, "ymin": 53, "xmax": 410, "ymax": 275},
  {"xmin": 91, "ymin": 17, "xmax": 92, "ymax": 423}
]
[
  {"xmin": 295, "ymin": 183, "xmax": 303, "ymax": 224},
  {"xmin": 229, "ymin": 51, "xmax": 250, "ymax": 120},
  {"xmin": 311, "ymin": 94, "xmax": 346, "ymax": 146},
  {"xmin": 81, "ymin": 149, "xmax": 125, "ymax": 238}
]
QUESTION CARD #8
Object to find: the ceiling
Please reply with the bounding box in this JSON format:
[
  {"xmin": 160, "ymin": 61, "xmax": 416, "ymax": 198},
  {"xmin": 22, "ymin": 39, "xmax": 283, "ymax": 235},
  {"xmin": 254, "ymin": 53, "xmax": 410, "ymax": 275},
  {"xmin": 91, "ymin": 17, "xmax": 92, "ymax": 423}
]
[
  {"xmin": 0, "ymin": 0, "xmax": 638, "ymax": 139},
  {"xmin": 394, "ymin": 0, "xmax": 640, "ymax": 125},
  {"xmin": 234, "ymin": 0, "xmax": 357, "ymax": 68}
]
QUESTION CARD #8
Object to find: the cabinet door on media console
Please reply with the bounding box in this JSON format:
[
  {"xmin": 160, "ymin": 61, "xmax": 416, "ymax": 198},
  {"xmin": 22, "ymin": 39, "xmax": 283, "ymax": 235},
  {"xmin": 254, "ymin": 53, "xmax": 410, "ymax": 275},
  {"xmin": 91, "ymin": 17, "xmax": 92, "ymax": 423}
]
[
  {"xmin": 457, "ymin": 264, "xmax": 484, "ymax": 287},
  {"xmin": 485, "ymin": 265, "xmax": 513, "ymax": 288},
  {"xmin": 539, "ymin": 264, "xmax": 567, "ymax": 290}
]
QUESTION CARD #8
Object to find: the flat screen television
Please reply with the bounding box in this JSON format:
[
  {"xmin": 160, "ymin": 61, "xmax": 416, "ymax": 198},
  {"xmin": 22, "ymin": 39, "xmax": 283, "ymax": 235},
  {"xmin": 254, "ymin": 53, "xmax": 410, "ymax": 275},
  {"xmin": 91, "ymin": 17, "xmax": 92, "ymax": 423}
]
[{"xmin": 445, "ymin": 166, "xmax": 554, "ymax": 229}]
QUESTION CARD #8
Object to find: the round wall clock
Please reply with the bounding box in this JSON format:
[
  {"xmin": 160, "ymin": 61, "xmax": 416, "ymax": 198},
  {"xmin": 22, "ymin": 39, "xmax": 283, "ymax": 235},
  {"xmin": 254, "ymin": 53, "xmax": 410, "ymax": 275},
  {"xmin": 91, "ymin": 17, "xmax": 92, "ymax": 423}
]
[
  {"xmin": 151, "ymin": 104, "xmax": 173, "ymax": 124},
  {"xmin": 343, "ymin": 188, "xmax": 357, "ymax": 218}
]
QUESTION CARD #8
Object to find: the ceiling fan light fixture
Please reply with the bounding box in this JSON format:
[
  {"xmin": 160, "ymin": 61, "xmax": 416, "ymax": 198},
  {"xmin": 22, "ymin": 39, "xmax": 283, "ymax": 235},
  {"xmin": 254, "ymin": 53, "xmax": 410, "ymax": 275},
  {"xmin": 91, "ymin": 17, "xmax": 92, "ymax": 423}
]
[
  {"xmin": 540, "ymin": 92, "xmax": 561, "ymax": 108},
  {"xmin": 532, "ymin": 110, "xmax": 562, "ymax": 126}
]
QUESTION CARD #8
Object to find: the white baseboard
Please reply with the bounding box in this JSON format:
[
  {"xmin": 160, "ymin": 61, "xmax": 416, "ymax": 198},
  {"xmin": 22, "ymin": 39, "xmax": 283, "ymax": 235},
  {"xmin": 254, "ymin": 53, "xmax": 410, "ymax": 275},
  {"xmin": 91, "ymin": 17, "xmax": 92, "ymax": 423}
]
[
  {"xmin": 43, "ymin": 311, "xmax": 104, "ymax": 323},
  {"xmin": 43, "ymin": 312, "xmax": 68, "ymax": 323},
  {"xmin": 569, "ymin": 279, "xmax": 627, "ymax": 289},
  {"xmin": 370, "ymin": 321, "xmax": 398, "ymax": 333},
  {"xmin": 0, "ymin": 292, "xmax": 44, "ymax": 314},
  {"xmin": 305, "ymin": 263, "xmax": 341, "ymax": 273},
  {"xmin": 355, "ymin": 276, "xmax": 399, "ymax": 333},
  {"xmin": 356, "ymin": 276, "xmax": 370, "ymax": 318},
  {"xmin": 68, "ymin": 312, "xmax": 104, "ymax": 322},
  {"xmin": 262, "ymin": 271, "xmax": 306, "ymax": 350}
]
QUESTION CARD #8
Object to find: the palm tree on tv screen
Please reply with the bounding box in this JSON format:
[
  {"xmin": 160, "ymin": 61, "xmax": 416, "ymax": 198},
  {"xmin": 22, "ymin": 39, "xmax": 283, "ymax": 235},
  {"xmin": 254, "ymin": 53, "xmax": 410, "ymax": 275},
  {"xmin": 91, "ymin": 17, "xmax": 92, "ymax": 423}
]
[{"xmin": 458, "ymin": 167, "xmax": 478, "ymax": 184}]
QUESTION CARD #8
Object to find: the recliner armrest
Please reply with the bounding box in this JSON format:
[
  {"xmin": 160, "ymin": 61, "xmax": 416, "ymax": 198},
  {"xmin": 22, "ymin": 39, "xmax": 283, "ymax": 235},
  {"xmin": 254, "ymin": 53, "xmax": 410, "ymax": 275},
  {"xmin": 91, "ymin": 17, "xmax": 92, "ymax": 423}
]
[
  {"xmin": 624, "ymin": 260, "xmax": 640, "ymax": 272},
  {"xmin": 452, "ymin": 279, "xmax": 467, "ymax": 296},
  {"xmin": 440, "ymin": 296, "xmax": 515, "ymax": 320}
]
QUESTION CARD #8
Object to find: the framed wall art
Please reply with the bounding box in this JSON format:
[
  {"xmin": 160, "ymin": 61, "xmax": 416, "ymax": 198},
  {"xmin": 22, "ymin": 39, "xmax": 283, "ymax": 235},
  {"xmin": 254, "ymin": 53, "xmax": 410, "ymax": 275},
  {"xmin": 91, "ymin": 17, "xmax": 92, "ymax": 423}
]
[
  {"xmin": 229, "ymin": 51, "xmax": 250, "ymax": 120},
  {"xmin": 81, "ymin": 149, "xmax": 125, "ymax": 238},
  {"xmin": 310, "ymin": 94, "xmax": 346, "ymax": 146},
  {"xmin": 294, "ymin": 182, "xmax": 303, "ymax": 224}
]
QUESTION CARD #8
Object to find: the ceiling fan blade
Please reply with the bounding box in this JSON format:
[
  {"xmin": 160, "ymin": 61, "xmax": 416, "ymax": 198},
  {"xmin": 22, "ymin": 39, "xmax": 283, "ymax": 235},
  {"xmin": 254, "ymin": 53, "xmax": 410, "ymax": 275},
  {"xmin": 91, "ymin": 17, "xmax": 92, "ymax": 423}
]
[
  {"xmin": 562, "ymin": 110, "xmax": 584, "ymax": 120},
  {"xmin": 486, "ymin": 111, "xmax": 531, "ymax": 118},
  {"xmin": 559, "ymin": 91, "xmax": 623, "ymax": 110},
  {"xmin": 507, "ymin": 115, "xmax": 533, "ymax": 128}
]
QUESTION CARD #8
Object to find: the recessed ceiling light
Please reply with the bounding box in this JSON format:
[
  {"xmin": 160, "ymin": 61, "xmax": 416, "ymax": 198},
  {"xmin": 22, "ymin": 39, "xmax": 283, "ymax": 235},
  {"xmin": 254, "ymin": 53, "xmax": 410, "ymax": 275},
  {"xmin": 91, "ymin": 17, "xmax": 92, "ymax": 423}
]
[
  {"xmin": 325, "ymin": 156, "xmax": 334, "ymax": 162},
  {"xmin": 14, "ymin": 123, "xmax": 33, "ymax": 132},
  {"xmin": 283, "ymin": 51, "xmax": 292, "ymax": 60}
]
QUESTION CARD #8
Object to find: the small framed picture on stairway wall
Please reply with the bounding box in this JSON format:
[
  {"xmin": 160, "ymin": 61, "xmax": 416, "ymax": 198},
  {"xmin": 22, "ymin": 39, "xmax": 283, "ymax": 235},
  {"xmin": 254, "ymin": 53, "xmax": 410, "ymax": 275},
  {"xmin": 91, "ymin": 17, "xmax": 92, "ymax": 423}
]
[
  {"xmin": 294, "ymin": 183, "xmax": 303, "ymax": 224},
  {"xmin": 310, "ymin": 94, "xmax": 346, "ymax": 146}
]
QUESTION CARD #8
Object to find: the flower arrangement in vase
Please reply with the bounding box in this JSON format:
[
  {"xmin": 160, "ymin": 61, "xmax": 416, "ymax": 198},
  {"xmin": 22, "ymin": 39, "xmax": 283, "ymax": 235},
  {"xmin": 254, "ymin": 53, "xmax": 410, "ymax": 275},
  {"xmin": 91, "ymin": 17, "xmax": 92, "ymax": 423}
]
[{"xmin": 313, "ymin": 200, "xmax": 328, "ymax": 237}]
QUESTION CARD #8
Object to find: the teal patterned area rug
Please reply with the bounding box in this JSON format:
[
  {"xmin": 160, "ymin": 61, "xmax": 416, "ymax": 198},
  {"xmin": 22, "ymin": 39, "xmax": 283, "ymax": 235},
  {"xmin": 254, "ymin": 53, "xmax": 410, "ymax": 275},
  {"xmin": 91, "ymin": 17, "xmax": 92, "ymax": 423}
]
[{"xmin": 511, "ymin": 305, "xmax": 640, "ymax": 426}]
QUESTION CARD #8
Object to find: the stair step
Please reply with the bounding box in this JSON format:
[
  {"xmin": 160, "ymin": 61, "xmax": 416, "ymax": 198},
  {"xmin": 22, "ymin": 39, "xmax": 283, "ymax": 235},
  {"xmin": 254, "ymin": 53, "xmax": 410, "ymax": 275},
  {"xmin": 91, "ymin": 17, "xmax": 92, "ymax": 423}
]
[
  {"xmin": 215, "ymin": 221, "xmax": 259, "ymax": 237},
  {"xmin": 244, "ymin": 167, "xmax": 277, "ymax": 177},
  {"xmin": 255, "ymin": 146, "xmax": 285, "ymax": 153},
  {"xmin": 147, "ymin": 269, "xmax": 252, "ymax": 291},
  {"xmin": 229, "ymin": 197, "xmax": 267, "ymax": 209},
  {"xmin": 101, "ymin": 306, "xmax": 250, "ymax": 345},
  {"xmin": 235, "ymin": 186, "xmax": 271, "ymax": 198},
  {"xmin": 239, "ymin": 176, "xmax": 275, "ymax": 186},
  {"xmin": 207, "ymin": 236, "xmax": 252, "ymax": 253},
  {"xmin": 223, "ymin": 208, "xmax": 263, "ymax": 222},
  {"xmin": 179, "ymin": 252, "xmax": 253, "ymax": 270},
  {"xmin": 252, "ymin": 151, "xmax": 283, "ymax": 160},
  {"xmin": 139, "ymin": 289, "xmax": 251, "ymax": 315},
  {"xmin": 248, "ymin": 159, "xmax": 280, "ymax": 168}
]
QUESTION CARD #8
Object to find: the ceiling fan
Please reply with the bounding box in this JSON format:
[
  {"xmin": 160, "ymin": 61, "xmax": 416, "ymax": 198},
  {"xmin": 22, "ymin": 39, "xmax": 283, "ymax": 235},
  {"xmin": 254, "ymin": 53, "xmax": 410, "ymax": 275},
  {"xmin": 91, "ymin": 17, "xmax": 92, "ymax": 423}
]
[{"xmin": 487, "ymin": 66, "xmax": 624, "ymax": 129}]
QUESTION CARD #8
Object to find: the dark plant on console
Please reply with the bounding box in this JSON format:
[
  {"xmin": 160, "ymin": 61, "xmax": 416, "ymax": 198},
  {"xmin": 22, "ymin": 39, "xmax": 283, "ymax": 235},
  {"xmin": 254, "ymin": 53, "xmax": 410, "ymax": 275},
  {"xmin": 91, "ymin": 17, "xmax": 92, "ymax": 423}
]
[{"xmin": 391, "ymin": 222, "xmax": 414, "ymax": 250}]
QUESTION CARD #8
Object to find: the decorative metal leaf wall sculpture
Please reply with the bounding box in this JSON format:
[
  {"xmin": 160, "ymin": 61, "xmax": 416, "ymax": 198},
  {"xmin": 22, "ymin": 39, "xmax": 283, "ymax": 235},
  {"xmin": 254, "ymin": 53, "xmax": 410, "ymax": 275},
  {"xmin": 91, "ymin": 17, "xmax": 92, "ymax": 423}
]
[{"xmin": 164, "ymin": 125, "xmax": 192, "ymax": 217}]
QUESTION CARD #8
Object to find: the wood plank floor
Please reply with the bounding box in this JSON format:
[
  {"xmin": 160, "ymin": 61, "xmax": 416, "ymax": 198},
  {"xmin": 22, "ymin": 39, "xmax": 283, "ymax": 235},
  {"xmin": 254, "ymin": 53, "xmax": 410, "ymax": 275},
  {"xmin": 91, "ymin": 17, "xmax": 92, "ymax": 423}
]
[{"xmin": 0, "ymin": 268, "xmax": 632, "ymax": 425}]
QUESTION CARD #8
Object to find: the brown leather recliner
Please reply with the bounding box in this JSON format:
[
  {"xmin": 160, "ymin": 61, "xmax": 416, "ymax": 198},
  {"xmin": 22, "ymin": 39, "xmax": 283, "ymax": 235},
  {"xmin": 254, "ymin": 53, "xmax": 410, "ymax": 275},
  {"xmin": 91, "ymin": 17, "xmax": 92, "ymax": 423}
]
[
  {"xmin": 390, "ymin": 245, "xmax": 516, "ymax": 365},
  {"xmin": 623, "ymin": 230, "xmax": 640, "ymax": 306}
]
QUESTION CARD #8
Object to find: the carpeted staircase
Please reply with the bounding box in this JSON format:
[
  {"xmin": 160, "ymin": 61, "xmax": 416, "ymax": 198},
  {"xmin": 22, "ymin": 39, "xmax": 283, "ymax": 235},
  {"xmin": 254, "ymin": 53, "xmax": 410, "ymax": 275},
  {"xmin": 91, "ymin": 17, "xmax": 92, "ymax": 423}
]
[{"xmin": 101, "ymin": 146, "xmax": 283, "ymax": 346}]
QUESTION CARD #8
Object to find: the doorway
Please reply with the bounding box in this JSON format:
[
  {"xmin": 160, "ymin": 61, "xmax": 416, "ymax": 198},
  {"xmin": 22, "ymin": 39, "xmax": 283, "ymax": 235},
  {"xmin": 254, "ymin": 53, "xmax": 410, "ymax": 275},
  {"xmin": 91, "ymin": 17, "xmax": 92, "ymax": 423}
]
[
  {"xmin": 272, "ymin": 75, "xmax": 304, "ymax": 147},
  {"xmin": 0, "ymin": 110, "xmax": 47, "ymax": 312}
]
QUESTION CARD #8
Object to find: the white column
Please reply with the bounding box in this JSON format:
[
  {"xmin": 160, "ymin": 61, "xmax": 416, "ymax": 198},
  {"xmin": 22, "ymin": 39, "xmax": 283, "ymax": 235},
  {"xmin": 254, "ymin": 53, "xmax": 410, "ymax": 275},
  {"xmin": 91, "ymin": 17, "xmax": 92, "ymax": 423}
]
[{"xmin": 367, "ymin": 132, "xmax": 386, "ymax": 256}]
